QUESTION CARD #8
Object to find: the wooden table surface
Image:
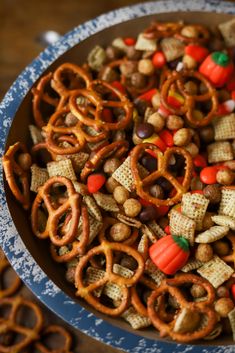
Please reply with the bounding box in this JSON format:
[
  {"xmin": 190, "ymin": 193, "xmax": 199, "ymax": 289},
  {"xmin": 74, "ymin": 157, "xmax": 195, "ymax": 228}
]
[{"xmin": 1, "ymin": 0, "xmax": 235, "ymax": 352}]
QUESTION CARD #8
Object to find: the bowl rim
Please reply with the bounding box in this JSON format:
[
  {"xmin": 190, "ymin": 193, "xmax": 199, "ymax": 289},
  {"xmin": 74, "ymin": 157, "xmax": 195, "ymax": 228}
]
[{"xmin": 1, "ymin": 1, "xmax": 235, "ymax": 352}]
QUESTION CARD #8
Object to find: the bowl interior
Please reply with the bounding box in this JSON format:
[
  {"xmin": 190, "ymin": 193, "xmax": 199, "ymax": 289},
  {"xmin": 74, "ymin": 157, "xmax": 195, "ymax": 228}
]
[{"xmin": 4, "ymin": 10, "xmax": 235, "ymax": 346}]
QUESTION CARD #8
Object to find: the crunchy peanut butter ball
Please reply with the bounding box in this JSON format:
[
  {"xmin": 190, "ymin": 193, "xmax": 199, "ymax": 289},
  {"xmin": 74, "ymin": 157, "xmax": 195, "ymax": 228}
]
[
  {"xmin": 138, "ymin": 59, "xmax": 155, "ymax": 76},
  {"xmin": 109, "ymin": 222, "xmax": 131, "ymax": 242},
  {"xmin": 190, "ymin": 284, "xmax": 207, "ymax": 298},
  {"xmin": 173, "ymin": 128, "xmax": 192, "ymax": 146},
  {"xmin": 147, "ymin": 112, "xmax": 165, "ymax": 132},
  {"xmin": 216, "ymin": 169, "xmax": 235, "ymax": 186},
  {"xmin": 123, "ymin": 198, "xmax": 142, "ymax": 217},
  {"xmin": 203, "ymin": 184, "xmax": 222, "ymax": 204},
  {"xmin": 105, "ymin": 177, "xmax": 120, "ymax": 193},
  {"xmin": 103, "ymin": 158, "xmax": 121, "ymax": 175},
  {"xmin": 18, "ymin": 153, "xmax": 32, "ymax": 171},
  {"xmin": 113, "ymin": 186, "xmax": 130, "ymax": 204},
  {"xmin": 215, "ymin": 298, "xmax": 234, "ymax": 318},
  {"xmin": 195, "ymin": 243, "xmax": 213, "ymax": 262},
  {"xmin": 166, "ymin": 115, "xmax": 184, "ymax": 130}
]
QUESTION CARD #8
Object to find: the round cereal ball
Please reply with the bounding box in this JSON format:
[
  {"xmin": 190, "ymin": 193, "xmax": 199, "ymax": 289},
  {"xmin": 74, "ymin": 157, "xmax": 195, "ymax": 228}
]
[
  {"xmin": 203, "ymin": 184, "xmax": 222, "ymax": 204},
  {"xmin": 166, "ymin": 115, "xmax": 184, "ymax": 130},
  {"xmin": 113, "ymin": 186, "xmax": 130, "ymax": 204},
  {"xmin": 105, "ymin": 177, "xmax": 120, "ymax": 193},
  {"xmin": 147, "ymin": 112, "xmax": 165, "ymax": 132},
  {"xmin": 109, "ymin": 222, "xmax": 131, "ymax": 242},
  {"xmin": 216, "ymin": 169, "xmax": 235, "ymax": 186},
  {"xmin": 138, "ymin": 59, "xmax": 155, "ymax": 76},
  {"xmin": 173, "ymin": 128, "xmax": 192, "ymax": 146},
  {"xmin": 18, "ymin": 153, "xmax": 32, "ymax": 171},
  {"xmin": 215, "ymin": 298, "xmax": 234, "ymax": 318},
  {"xmin": 195, "ymin": 243, "xmax": 214, "ymax": 262},
  {"xmin": 190, "ymin": 284, "xmax": 207, "ymax": 298},
  {"xmin": 212, "ymin": 240, "xmax": 230, "ymax": 256},
  {"xmin": 216, "ymin": 286, "xmax": 230, "ymax": 298},
  {"xmin": 103, "ymin": 158, "xmax": 121, "ymax": 175},
  {"xmin": 123, "ymin": 198, "xmax": 142, "ymax": 217}
]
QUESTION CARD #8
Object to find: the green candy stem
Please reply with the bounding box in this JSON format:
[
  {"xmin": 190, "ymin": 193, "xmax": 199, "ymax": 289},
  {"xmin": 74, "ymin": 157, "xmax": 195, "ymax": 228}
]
[
  {"xmin": 172, "ymin": 235, "xmax": 189, "ymax": 252},
  {"xmin": 212, "ymin": 51, "xmax": 229, "ymax": 67}
]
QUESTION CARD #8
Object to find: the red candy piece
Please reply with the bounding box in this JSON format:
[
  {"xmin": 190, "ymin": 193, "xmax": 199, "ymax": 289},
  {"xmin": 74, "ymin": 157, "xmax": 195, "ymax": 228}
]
[
  {"xmin": 167, "ymin": 95, "xmax": 182, "ymax": 108},
  {"xmin": 138, "ymin": 88, "xmax": 158, "ymax": 102},
  {"xmin": 156, "ymin": 205, "xmax": 169, "ymax": 217},
  {"xmin": 200, "ymin": 165, "xmax": 229, "ymax": 184},
  {"xmin": 191, "ymin": 190, "xmax": 204, "ymax": 194},
  {"xmin": 164, "ymin": 225, "xmax": 171, "ymax": 234},
  {"xmin": 231, "ymin": 283, "xmax": 235, "ymax": 301},
  {"xmin": 185, "ymin": 44, "xmax": 209, "ymax": 62},
  {"xmin": 152, "ymin": 51, "xmax": 166, "ymax": 68},
  {"xmin": 124, "ymin": 37, "xmax": 136, "ymax": 46},
  {"xmin": 111, "ymin": 81, "xmax": 126, "ymax": 94},
  {"xmin": 159, "ymin": 129, "xmax": 174, "ymax": 147},
  {"xmin": 193, "ymin": 154, "xmax": 207, "ymax": 168},
  {"xmin": 87, "ymin": 174, "xmax": 106, "ymax": 193}
]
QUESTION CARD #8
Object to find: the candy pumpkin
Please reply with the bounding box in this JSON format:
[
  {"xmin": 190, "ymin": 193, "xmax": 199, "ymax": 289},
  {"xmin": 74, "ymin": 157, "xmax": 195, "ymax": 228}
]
[
  {"xmin": 199, "ymin": 51, "xmax": 234, "ymax": 87},
  {"xmin": 149, "ymin": 234, "xmax": 190, "ymax": 275}
]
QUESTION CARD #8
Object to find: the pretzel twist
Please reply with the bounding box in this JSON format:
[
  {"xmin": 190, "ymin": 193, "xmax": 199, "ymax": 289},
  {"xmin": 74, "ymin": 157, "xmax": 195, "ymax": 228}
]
[
  {"xmin": 0, "ymin": 296, "xmax": 43, "ymax": 353},
  {"xmin": 130, "ymin": 143, "xmax": 193, "ymax": 206},
  {"xmin": 161, "ymin": 70, "xmax": 218, "ymax": 127},
  {"xmin": 80, "ymin": 140, "xmax": 128, "ymax": 181},
  {"xmin": 0, "ymin": 258, "xmax": 21, "ymax": 298},
  {"xmin": 147, "ymin": 274, "xmax": 217, "ymax": 342},
  {"xmin": 2, "ymin": 142, "xmax": 31, "ymax": 210},
  {"xmin": 69, "ymin": 80, "xmax": 133, "ymax": 131},
  {"xmin": 31, "ymin": 176, "xmax": 80, "ymax": 246},
  {"xmin": 74, "ymin": 218, "xmax": 145, "ymax": 316},
  {"xmin": 34, "ymin": 325, "xmax": 73, "ymax": 353}
]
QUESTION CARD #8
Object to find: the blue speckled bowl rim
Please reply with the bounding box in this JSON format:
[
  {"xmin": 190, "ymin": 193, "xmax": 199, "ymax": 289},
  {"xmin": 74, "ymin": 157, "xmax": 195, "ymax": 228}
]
[{"xmin": 1, "ymin": 1, "xmax": 235, "ymax": 352}]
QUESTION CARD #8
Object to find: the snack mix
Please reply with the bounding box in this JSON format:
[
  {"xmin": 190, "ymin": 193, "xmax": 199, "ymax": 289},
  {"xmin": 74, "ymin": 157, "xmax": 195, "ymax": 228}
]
[{"xmin": 4, "ymin": 18, "xmax": 235, "ymax": 343}]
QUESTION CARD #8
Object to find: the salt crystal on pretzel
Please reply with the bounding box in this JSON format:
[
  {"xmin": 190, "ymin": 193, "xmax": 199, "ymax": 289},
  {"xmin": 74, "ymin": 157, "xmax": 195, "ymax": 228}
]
[
  {"xmin": 169, "ymin": 209, "xmax": 196, "ymax": 245},
  {"xmin": 228, "ymin": 308, "xmax": 235, "ymax": 340},
  {"xmin": 77, "ymin": 214, "xmax": 102, "ymax": 244},
  {"xmin": 83, "ymin": 195, "xmax": 102, "ymax": 222},
  {"xmin": 112, "ymin": 156, "xmax": 148, "ymax": 192},
  {"xmin": 47, "ymin": 159, "xmax": 77, "ymax": 181},
  {"xmin": 146, "ymin": 221, "xmax": 165, "ymax": 239},
  {"xmin": 195, "ymin": 225, "xmax": 229, "ymax": 243},
  {"xmin": 213, "ymin": 114, "xmax": 235, "ymax": 141},
  {"xmin": 116, "ymin": 214, "xmax": 142, "ymax": 229},
  {"xmin": 181, "ymin": 258, "xmax": 203, "ymax": 272},
  {"xmin": 122, "ymin": 306, "xmax": 151, "ymax": 329},
  {"xmin": 219, "ymin": 188, "xmax": 235, "ymax": 218},
  {"xmin": 182, "ymin": 193, "xmax": 209, "ymax": 231},
  {"xmin": 145, "ymin": 258, "xmax": 166, "ymax": 285},
  {"xmin": 93, "ymin": 192, "xmax": 119, "ymax": 212},
  {"xmin": 30, "ymin": 164, "xmax": 49, "ymax": 193},
  {"xmin": 86, "ymin": 267, "xmax": 105, "ymax": 297},
  {"xmin": 160, "ymin": 37, "xmax": 185, "ymax": 62},
  {"xmin": 197, "ymin": 255, "xmax": 234, "ymax": 288},
  {"xmin": 29, "ymin": 125, "xmax": 44, "ymax": 145},
  {"xmin": 135, "ymin": 33, "xmax": 157, "ymax": 51},
  {"xmin": 207, "ymin": 141, "xmax": 233, "ymax": 164},
  {"xmin": 211, "ymin": 215, "xmax": 235, "ymax": 231},
  {"xmin": 218, "ymin": 18, "xmax": 235, "ymax": 47}
]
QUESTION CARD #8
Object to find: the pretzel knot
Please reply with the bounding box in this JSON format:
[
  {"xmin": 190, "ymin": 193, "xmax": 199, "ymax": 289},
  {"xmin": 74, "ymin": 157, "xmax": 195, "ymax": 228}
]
[
  {"xmin": 74, "ymin": 218, "xmax": 145, "ymax": 316},
  {"xmin": 0, "ymin": 257, "xmax": 21, "ymax": 298},
  {"xmin": 34, "ymin": 325, "xmax": 73, "ymax": 353},
  {"xmin": 161, "ymin": 70, "xmax": 218, "ymax": 127},
  {"xmin": 0, "ymin": 296, "xmax": 43, "ymax": 353},
  {"xmin": 147, "ymin": 274, "xmax": 217, "ymax": 342},
  {"xmin": 80, "ymin": 140, "xmax": 129, "ymax": 181},
  {"xmin": 2, "ymin": 142, "xmax": 31, "ymax": 210},
  {"xmin": 69, "ymin": 79, "xmax": 133, "ymax": 131},
  {"xmin": 31, "ymin": 176, "xmax": 81, "ymax": 246},
  {"xmin": 130, "ymin": 143, "xmax": 193, "ymax": 206}
]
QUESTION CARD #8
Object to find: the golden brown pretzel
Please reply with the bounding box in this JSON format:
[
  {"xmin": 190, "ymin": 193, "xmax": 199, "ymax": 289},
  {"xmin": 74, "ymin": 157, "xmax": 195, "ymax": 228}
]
[
  {"xmin": 33, "ymin": 325, "xmax": 73, "ymax": 353},
  {"xmin": 175, "ymin": 25, "xmax": 210, "ymax": 44},
  {"xmin": 32, "ymin": 72, "xmax": 59, "ymax": 128},
  {"xmin": 0, "ymin": 257, "xmax": 21, "ymax": 298},
  {"xmin": 130, "ymin": 143, "xmax": 193, "ymax": 206},
  {"xmin": 143, "ymin": 21, "xmax": 184, "ymax": 39},
  {"xmin": 147, "ymin": 274, "xmax": 217, "ymax": 342},
  {"xmin": 50, "ymin": 206, "xmax": 89, "ymax": 262},
  {"xmin": 2, "ymin": 142, "xmax": 31, "ymax": 210},
  {"xmin": 69, "ymin": 80, "xmax": 133, "ymax": 131},
  {"xmin": 80, "ymin": 140, "xmax": 128, "ymax": 181},
  {"xmin": 74, "ymin": 218, "xmax": 145, "ymax": 316},
  {"xmin": 31, "ymin": 176, "xmax": 80, "ymax": 246},
  {"xmin": 0, "ymin": 296, "xmax": 43, "ymax": 353},
  {"xmin": 51, "ymin": 62, "xmax": 92, "ymax": 109},
  {"xmin": 161, "ymin": 70, "xmax": 218, "ymax": 127}
]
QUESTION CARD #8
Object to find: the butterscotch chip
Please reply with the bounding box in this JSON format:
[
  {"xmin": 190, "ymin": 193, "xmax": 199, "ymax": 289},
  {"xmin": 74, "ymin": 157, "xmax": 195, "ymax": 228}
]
[
  {"xmin": 207, "ymin": 141, "xmax": 233, "ymax": 164},
  {"xmin": 30, "ymin": 164, "xmax": 49, "ymax": 192},
  {"xmin": 197, "ymin": 255, "xmax": 234, "ymax": 288}
]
